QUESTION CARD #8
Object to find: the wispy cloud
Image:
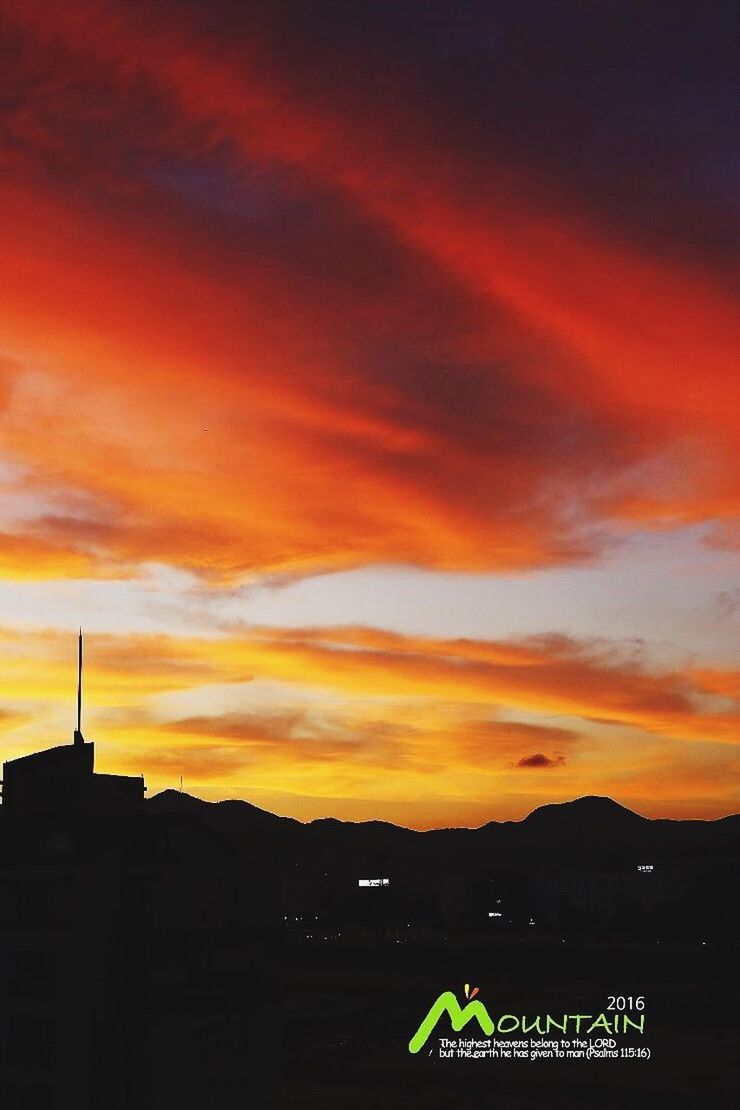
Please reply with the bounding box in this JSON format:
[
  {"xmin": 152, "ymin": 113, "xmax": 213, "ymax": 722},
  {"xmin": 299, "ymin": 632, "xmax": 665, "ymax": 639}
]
[{"xmin": 0, "ymin": 0, "xmax": 735, "ymax": 586}]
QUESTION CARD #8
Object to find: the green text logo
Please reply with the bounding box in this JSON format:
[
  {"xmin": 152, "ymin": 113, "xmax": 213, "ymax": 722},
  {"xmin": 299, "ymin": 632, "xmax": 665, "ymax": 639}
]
[{"xmin": 409, "ymin": 984, "xmax": 492, "ymax": 1053}]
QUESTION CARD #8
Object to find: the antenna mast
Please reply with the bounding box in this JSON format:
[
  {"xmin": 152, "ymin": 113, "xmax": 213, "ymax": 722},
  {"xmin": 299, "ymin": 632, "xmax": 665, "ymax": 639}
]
[{"xmin": 74, "ymin": 628, "xmax": 83, "ymax": 744}]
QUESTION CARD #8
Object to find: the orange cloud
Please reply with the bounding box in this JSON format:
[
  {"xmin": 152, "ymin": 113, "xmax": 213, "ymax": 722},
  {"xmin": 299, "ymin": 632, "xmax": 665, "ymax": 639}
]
[
  {"xmin": 0, "ymin": 531, "xmax": 112, "ymax": 580},
  {"xmin": 0, "ymin": 0, "xmax": 734, "ymax": 586},
  {"xmin": 690, "ymin": 670, "xmax": 740, "ymax": 699},
  {"xmin": 211, "ymin": 625, "xmax": 739, "ymax": 744},
  {"xmin": 0, "ymin": 707, "xmax": 27, "ymax": 731},
  {"xmin": 3, "ymin": 624, "xmax": 736, "ymax": 744}
]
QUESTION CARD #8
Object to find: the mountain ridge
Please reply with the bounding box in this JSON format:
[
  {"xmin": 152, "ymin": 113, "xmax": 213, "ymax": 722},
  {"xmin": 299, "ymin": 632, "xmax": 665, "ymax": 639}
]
[{"xmin": 146, "ymin": 789, "xmax": 738, "ymax": 832}]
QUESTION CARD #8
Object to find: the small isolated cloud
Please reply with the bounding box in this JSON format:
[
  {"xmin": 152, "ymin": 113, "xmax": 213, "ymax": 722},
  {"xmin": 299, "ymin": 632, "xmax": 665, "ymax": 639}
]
[
  {"xmin": 0, "ymin": 707, "xmax": 28, "ymax": 731},
  {"xmin": 712, "ymin": 588, "xmax": 740, "ymax": 622},
  {"xmin": 516, "ymin": 752, "xmax": 566, "ymax": 769}
]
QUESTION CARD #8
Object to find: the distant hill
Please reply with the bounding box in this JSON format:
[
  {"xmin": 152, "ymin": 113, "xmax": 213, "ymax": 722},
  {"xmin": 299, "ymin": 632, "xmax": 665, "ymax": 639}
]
[
  {"xmin": 147, "ymin": 789, "xmax": 302, "ymax": 846},
  {"xmin": 145, "ymin": 790, "xmax": 739, "ymax": 865},
  {"xmin": 524, "ymin": 794, "xmax": 644, "ymax": 825}
]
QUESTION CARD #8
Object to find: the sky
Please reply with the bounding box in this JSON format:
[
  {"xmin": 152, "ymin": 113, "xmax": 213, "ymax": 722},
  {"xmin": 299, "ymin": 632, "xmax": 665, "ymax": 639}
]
[{"xmin": 0, "ymin": 0, "xmax": 737, "ymax": 827}]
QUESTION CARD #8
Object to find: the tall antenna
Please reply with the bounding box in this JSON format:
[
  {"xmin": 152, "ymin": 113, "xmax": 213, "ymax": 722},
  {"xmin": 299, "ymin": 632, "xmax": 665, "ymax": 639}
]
[{"xmin": 74, "ymin": 627, "xmax": 84, "ymax": 745}]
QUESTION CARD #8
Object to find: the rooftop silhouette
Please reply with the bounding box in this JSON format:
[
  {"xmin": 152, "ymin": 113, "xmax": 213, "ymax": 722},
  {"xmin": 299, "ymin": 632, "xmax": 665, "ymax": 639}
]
[{"xmin": 0, "ymin": 630, "xmax": 145, "ymax": 818}]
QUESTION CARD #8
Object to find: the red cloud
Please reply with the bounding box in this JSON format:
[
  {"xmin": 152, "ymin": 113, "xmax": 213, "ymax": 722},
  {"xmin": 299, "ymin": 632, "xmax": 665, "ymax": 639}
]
[
  {"xmin": 0, "ymin": 0, "xmax": 734, "ymax": 583},
  {"xmin": 516, "ymin": 753, "xmax": 566, "ymax": 769}
]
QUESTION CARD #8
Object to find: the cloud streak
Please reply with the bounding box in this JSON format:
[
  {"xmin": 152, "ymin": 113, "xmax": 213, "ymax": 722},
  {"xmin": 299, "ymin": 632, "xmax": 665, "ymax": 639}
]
[{"xmin": 0, "ymin": 0, "xmax": 735, "ymax": 585}]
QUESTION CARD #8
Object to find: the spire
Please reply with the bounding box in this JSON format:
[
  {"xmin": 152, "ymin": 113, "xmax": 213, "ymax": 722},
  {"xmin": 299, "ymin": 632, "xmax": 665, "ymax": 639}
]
[{"xmin": 74, "ymin": 627, "xmax": 84, "ymax": 745}]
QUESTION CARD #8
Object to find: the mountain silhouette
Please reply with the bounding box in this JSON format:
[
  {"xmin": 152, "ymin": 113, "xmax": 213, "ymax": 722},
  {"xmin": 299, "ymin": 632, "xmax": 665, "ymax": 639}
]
[
  {"xmin": 146, "ymin": 788, "xmax": 302, "ymax": 851},
  {"xmin": 145, "ymin": 789, "xmax": 734, "ymax": 839},
  {"xmin": 521, "ymin": 794, "xmax": 646, "ymax": 838},
  {"xmin": 524, "ymin": 793, "xmax": 644, "ymax": 822},
  {"xmin": 142, "ymin": 789, "xmax": 738, "ymax": 873},
  {"xmin": 148, "ymin": 787, "xmax": 294, "ymax": 827}
]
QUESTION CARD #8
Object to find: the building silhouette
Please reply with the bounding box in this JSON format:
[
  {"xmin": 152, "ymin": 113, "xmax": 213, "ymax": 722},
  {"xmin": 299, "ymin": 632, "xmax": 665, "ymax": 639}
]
[
  {"xmin": 0, "ymin": 630, "xmax": 145, "ymax": 817},
  {"xmin": 0, "ymin": 632, "xmax": 279, "ymax": 1110}
]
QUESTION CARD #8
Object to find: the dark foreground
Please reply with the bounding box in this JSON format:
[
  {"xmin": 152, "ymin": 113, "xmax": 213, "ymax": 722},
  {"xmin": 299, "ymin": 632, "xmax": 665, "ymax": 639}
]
[{"xmin": 1, "ymin": 798, "xmax": 737, "ymax": 1107}]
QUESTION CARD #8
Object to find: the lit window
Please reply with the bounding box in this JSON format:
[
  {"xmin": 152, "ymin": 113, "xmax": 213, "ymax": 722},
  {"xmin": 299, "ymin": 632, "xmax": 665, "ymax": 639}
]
[{"xmin": 358, "ymin": 878, "xmax": 390, "ymax": 887}]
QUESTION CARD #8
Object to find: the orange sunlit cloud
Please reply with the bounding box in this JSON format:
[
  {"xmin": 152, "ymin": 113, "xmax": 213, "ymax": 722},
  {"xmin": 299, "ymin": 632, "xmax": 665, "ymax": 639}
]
[{"xmin": 0, "ymin": 0, "xmax": 737, "ymax": 584}]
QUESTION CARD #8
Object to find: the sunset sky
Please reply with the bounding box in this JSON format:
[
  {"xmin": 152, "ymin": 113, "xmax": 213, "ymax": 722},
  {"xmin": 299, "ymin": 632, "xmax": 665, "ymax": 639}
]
[{"xmin": 0, "ymin": 0, "xmax": 737, "ymax": 826}]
